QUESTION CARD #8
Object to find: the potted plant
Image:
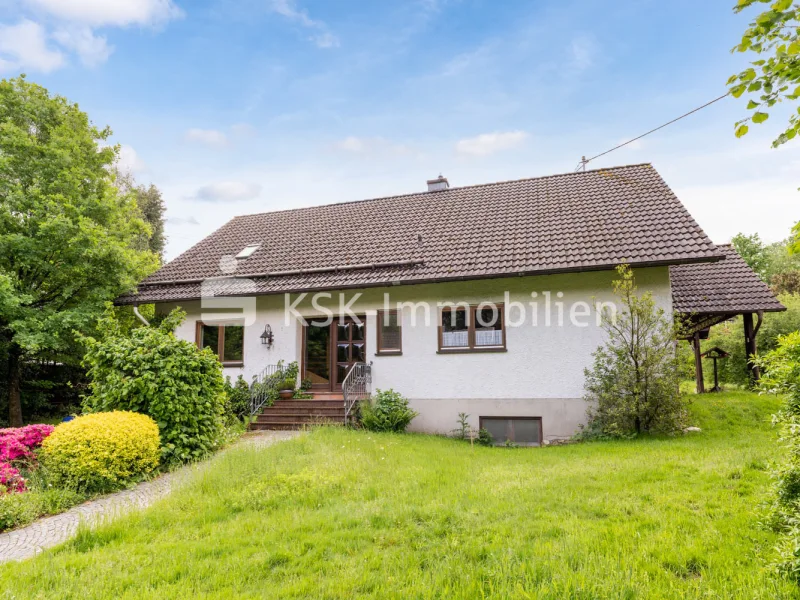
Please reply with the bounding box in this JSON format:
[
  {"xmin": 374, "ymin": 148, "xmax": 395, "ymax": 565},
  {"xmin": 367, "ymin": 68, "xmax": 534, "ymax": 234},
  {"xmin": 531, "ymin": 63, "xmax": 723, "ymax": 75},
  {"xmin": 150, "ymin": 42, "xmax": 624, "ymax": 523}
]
[{"xmin": 278, "ymin": 378, "xmax": 296, "ymax": 400}]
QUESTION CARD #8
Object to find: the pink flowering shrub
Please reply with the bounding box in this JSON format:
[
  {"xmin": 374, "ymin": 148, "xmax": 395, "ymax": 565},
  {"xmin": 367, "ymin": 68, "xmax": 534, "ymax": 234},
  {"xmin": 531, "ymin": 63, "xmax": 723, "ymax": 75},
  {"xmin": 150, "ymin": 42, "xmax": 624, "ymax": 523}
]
[
  {"xmin": 0, "ymin": 424, "xmax": 55, "ymax": 494},
  {"xmin": 0, "ymin": 464, "xmax": 25, "ymax": 493}
]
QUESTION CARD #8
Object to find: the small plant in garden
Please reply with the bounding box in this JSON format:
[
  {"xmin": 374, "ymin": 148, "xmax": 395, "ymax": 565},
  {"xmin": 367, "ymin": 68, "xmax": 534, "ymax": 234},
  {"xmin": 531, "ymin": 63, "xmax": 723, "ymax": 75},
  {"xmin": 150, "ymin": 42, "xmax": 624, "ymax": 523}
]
[
  {"xmin": 359, "ymin": 389, "xmax": 418, "ymax": 433},
  {"xmin": 452, "ymin": 412, "xmax": 471, "ymax": 440},
  {"xmin": 477, "ymin": 428, "xmax": 493, "ymax": 447},
  {"xmin": 224, "ymin": 375, "xmax": 251, "ymax": 422},
  {"xmin": 41, "ymin": 411, "xmax": 160, "ymax": 493},
  {"xmin": 251, "ymin": 361, "xmax": 306, "ymax": 406},
  {"xmin": 300, "ymin": 377, "xmax": 313, "ymax": 391},
  {"xmin": 0, "ymin": 463, "xmax": 25, "ymax": 494},
  {"xmin": 754, "ymin": 331, "xmax": 800, "ymax": 580},
  {"xmin": 581, "ymin": 265, "xmax": 686, "ymax": 439},
  {"xmin": 0, "ymin": 424, "xmax": 55, "ymax": 494},
  {"xmin": 81, "ymin": 308, "xmax": 226, "ymax": 465}
]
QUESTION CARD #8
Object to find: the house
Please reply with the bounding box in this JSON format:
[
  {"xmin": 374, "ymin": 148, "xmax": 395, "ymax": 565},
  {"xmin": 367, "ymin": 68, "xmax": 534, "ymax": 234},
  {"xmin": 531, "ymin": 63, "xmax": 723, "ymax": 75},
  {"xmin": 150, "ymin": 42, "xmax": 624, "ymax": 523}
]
[{"xmin": 117, "ymin": 163, "xmax": 781, "ymax": 444}]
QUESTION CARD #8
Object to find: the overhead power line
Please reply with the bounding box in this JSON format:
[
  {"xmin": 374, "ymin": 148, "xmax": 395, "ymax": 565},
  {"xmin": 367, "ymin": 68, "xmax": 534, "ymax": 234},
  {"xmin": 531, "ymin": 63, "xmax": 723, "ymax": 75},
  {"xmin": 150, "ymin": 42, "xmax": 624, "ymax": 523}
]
[{"xmin": 574, "ymin": 92, "xmax": 730, "ymax": 172}]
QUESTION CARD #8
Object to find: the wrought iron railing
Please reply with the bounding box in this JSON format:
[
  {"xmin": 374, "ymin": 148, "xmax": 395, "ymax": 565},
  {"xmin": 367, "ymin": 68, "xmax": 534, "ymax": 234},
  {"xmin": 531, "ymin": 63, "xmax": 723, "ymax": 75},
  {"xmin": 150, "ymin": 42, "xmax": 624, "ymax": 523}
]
[
  {"xmin": 249, "ymin": 364, "xmax": 284, "ymax": 417},
  {"xmin": 342, "ymin": 362, "xmax": 372, "ymax": 424}
]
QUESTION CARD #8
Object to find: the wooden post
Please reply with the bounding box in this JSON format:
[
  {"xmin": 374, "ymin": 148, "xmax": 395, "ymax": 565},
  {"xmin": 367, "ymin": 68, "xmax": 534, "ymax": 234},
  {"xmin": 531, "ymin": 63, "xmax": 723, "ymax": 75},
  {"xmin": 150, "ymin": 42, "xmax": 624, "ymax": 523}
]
[
  {"xmin": 743, "ymin": 313, "xmax": 761, "ymax": 385},
  {"xmin": 692, "ymin": 332, "xmax": 704, "ymax": 394},
  {"xmin": 711, "ymin": 356, "xmax": 720, "ymax": 392}
]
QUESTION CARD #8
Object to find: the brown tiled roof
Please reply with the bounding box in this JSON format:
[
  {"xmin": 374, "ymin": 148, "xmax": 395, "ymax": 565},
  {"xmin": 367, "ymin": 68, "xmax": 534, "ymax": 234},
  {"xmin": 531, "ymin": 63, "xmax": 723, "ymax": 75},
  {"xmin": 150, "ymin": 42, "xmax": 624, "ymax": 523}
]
[
  {"xmin": 670, "ymin": 244, "xmax": 785, "ymax": 314},
  {"xmin": 119, "ymin": 163, "xmax": 723, "ymax": 304}
]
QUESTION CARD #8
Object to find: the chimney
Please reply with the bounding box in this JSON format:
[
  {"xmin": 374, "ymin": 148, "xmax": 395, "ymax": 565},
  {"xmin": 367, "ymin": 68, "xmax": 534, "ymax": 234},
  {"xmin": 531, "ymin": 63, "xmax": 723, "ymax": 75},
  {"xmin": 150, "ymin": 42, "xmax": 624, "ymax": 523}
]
[{"xmin": 427, "ymin": 174, "xmax": 449, "ymax": 192}]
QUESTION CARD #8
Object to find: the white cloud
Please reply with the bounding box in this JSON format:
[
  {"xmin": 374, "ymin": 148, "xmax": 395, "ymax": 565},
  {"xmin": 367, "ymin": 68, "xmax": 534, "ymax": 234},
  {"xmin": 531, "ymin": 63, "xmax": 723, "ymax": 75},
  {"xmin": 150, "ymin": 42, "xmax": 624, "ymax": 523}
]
[
  {"xmin": 230, "ymin": 123, "xmax": 256, "ymax": 138},
  {"xmin": 268, "ymin": 0, "xmax": 339, "ymax": 49},
  {"xmin": 570, "ymin": 36, "xmax": 595, "ymax": 70},
  {"xmin": 312, "ymin": 32, "xmax": 339, "ymax": 49},
  {"xmin": 167, "ymin": 215, "xmax": 200, "ymax": 225},
  {"xmin": 195, "ymin": 182, "xmax": 262, "ymax": 203},
  {"xmin": 0, "ymin": 19, "xmax": 64, "ymax": 73},
  {"xmin": 116, "ymin": 145, "xmax": 147, "ymax": 174},
  {"xmin": 184, "ymin": 128, "xmax": 229, "ymax": 148},
  {"xmin": 25, "ymin": 0, "xmax": 183, "ymax": 27},
  {"xmin": 334, "ymin": 136, "xmax": 412, "ymax": 156},
  {"xmin": 676, "ymin": 179, "xmax": 798, "ymax": 245},
  {"xmin": 455, "ymin": 131, "xmax": 528, "ymax": 156},
  {"xmin": 52, "ymin": 27, "xmax": 112, "ymax": 67},
  {"xmin": 336, "ymin": 136, "xmax": 367, "ymax": 152}
]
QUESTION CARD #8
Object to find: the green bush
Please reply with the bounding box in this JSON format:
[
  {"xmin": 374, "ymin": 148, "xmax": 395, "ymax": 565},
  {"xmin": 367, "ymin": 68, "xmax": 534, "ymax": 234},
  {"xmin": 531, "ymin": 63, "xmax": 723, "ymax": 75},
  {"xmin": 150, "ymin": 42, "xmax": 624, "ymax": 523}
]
[
  {"xmin": 755, "ymin": 331, "xmax": 800, "ymax": 579},
  {"xmin": 81, "ymin": 309, "xmax": 226, "ymax": 464},
  {"xmin": 359, "ymin": 389, "xmax": 417, "ymax": 433},
  {"xmin": 224, "ymin": 375, "xmax": 251, "ymax": 421},
  {"xmin": 583, "ymin": 265, "xmax": 686, "ymax": 438},
  {"xmin": 41, "ymin": 411, "xmax": 161, "ymax": 493}
]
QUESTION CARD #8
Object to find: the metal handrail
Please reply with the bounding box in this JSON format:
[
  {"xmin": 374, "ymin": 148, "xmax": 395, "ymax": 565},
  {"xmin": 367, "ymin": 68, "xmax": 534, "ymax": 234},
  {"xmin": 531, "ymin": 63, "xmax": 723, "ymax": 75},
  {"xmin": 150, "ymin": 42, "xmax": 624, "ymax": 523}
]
[
  {"xmin": 249, "ymin": 364, "xmax": 284, "ymax": 417},
  {"xmin": 342, "ymin": 362, "xmax": 372, "ymax": 424}
]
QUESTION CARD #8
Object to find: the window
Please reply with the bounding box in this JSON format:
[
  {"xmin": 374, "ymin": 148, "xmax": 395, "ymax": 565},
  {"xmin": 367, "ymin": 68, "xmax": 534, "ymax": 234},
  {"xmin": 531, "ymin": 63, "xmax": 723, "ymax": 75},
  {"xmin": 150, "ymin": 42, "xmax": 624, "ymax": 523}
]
[
  {"xmin": 479, "ymin": 417, "xmax": 542, "ymax": 446},
  {"xmin": 235, "ymin": 244, "xmax": 260, "ymax": 259},
  {"xmin": 438, "ymin": 304, "xmax": 506, "ymax": 352},
  {"xmin": 197, "ymin": 322, "xmax": 244, "ymax": 365},
  {"xmin": 376, "ymin": 310, "xmax": 402, "ymax": 355}
]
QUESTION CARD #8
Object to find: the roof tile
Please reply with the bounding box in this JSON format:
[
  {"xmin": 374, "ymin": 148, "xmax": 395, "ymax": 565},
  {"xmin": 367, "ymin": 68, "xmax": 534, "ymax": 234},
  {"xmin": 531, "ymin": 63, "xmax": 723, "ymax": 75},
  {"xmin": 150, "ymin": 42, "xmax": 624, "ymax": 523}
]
[{"xmin": 120, "ymin": 163, "xmax": 723, "ymax": 304}]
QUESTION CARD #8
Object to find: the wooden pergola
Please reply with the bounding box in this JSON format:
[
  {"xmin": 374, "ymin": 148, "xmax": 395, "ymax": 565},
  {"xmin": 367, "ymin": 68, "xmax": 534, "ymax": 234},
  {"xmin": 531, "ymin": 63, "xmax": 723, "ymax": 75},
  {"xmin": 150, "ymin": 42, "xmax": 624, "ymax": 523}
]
[{"xmin": 670, "ymin": 244, "xmax": 786, "ymax": 394}]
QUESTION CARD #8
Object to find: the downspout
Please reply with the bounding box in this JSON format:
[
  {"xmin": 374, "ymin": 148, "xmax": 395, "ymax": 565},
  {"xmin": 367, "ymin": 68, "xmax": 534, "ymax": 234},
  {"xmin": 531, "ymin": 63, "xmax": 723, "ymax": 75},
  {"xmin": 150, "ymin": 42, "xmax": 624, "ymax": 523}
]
[{"xmin": 133, "ymin": 305, "xmax": 150, "ymax": 327}]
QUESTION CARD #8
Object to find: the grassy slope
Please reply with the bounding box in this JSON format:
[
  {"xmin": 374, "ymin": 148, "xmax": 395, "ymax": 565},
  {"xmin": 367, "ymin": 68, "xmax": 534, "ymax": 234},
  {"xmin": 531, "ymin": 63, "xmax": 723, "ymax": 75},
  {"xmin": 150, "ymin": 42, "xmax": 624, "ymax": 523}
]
[{"xmin": 3, "ymin": 392, "xmax": 799, "ymax": 599}]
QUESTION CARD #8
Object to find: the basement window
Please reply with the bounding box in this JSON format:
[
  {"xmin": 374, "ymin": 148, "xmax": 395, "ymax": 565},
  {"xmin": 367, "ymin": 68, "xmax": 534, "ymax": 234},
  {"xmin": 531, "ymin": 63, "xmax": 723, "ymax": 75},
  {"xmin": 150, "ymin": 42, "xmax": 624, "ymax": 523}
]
[
  {"xmin": 236, "ymin": 244, "xmax": 260, "ymax": 259},
  {"xmin": 479, "ymin": 417, "xmax": 542, "ymax": 446}
]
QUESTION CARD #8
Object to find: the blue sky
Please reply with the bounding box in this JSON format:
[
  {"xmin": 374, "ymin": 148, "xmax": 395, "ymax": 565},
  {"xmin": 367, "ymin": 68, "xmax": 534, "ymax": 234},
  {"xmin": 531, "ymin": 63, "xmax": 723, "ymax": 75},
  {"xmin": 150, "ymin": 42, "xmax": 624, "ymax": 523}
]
[{"xmin": 0, "ymin": 0, "xmax": 797, "ymax": 259}]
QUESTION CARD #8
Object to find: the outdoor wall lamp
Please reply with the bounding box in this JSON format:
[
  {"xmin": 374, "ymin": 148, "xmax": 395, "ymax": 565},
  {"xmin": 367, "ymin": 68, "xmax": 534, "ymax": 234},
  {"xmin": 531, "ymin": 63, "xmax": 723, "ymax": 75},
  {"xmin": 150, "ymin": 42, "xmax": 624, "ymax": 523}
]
[{"xmin": 260, "ymin": 324, "xmax": 274, "ymax": 348}]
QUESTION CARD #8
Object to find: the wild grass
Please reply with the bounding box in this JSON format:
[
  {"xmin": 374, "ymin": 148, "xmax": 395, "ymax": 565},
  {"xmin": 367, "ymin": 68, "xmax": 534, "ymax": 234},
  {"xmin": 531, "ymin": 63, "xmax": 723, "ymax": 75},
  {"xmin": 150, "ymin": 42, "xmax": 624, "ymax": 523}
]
[{"xmin": 1, "ymin": 391, "xmax": 798, "ymax": 599}]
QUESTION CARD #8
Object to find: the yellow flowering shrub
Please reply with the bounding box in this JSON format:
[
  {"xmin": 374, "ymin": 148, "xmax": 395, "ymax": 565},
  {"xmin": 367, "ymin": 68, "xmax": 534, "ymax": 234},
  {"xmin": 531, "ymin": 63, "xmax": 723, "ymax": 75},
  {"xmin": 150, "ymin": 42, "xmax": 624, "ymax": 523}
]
[{"xmin": 41, "ymin": 412, "xmax": 160, "ymax": 493}]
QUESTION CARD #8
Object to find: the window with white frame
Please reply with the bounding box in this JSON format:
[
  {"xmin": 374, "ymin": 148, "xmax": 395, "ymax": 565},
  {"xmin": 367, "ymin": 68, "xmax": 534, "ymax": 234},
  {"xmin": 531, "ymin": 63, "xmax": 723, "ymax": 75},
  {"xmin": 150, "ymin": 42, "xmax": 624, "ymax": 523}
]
[{"xmin": 438, "ymin": 304, "xmax": 505, "ymax": 352}]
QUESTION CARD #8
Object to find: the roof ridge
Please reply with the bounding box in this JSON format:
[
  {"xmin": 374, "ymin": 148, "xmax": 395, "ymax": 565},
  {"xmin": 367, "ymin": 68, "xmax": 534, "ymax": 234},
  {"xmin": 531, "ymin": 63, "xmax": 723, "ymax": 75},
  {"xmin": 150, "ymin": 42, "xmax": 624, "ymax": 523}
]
[{"xmin": 234, "ymin": 162, "xmax": 655, "ymax": 220}]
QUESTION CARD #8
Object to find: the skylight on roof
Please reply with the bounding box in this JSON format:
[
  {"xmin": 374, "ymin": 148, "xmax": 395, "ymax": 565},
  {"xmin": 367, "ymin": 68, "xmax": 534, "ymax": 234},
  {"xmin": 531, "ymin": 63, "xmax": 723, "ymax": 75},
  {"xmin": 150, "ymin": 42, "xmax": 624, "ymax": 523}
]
[{"xmin": 236, "ymin": 244, "xmax": 260, "ymax": 259}]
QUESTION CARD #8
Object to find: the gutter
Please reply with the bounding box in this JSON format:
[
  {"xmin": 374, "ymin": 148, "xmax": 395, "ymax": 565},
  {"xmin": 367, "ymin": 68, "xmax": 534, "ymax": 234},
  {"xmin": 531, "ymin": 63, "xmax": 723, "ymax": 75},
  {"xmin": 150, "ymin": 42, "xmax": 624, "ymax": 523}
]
[{"xmin": 116, "ymin": 254, "xmax": 727, "ymax": 306}]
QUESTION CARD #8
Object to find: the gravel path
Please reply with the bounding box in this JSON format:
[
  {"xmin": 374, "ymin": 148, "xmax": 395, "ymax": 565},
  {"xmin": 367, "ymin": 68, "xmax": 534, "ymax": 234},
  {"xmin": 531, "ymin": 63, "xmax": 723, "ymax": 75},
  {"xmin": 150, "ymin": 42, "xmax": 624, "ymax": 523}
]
[{"xmin": 0, "ymin": 430, "xmax": 300, "ymax": 564}]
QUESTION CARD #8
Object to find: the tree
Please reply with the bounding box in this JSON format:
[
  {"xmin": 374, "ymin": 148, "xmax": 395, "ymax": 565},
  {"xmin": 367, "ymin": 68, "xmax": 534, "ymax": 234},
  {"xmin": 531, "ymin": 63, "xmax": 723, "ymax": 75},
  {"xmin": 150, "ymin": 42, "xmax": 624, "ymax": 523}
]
[
  {"xmin": 728, "ymin": 1, "xmax": 800, "ymax": 253},
  {"xmin": 732, "ymin": 232, "xmax": 771, "ymax": 280},
  {"xmin": 754, "ymin": 332, "xmax": 800, "ymax": 579},
  {"xmin": 0, "ymin": 76, "xmax": 158, "ymax": 426},
  {"xmin": 728, "ymin": 0, "xmax": 800, "ymax": 145},
  {"xmin": 581, "ymin": 265, "xmax": 686, "ymax": 438},
  {"xmin": 113, "ymin": 169, "xmax": 166, "ymax": 260}
]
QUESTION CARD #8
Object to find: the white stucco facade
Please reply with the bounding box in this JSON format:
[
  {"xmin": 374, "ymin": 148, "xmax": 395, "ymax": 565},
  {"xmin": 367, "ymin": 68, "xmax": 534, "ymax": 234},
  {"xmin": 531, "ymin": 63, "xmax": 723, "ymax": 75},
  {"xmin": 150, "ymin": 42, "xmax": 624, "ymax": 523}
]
[{"xmin": 157, "ymin": 267, "xmax": 672, "ymax": 441}]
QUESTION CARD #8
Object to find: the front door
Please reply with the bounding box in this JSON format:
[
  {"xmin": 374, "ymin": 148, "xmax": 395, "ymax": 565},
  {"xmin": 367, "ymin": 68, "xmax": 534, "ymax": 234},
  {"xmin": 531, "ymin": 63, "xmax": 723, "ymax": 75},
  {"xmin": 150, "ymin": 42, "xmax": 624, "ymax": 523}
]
[
  {"xmin": 333, "ymin": 317, "xmax": 366, "ymax": 390},
  {"xmin": 304, "ymin": 323, "xmax": 331, "ymax": 390},
  {"xmin": 303, "ymin": 317, "xmax": 366, "ymax": 391}
]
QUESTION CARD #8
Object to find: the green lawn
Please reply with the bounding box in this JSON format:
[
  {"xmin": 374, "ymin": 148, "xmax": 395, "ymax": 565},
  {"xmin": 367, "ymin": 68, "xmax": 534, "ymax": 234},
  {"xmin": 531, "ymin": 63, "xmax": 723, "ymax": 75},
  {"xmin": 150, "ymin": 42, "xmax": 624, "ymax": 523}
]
[{"xmin": 3, "ymin": 392, "xmax": 799, "ymax": 599}]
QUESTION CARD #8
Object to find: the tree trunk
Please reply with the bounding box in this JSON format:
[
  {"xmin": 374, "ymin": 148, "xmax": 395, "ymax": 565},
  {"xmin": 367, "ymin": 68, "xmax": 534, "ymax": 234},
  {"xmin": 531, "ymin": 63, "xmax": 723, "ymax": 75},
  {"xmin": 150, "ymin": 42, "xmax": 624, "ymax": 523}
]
[{"xmin": 7, "ymin": 344, "xmax": 22, "ymax": 427}]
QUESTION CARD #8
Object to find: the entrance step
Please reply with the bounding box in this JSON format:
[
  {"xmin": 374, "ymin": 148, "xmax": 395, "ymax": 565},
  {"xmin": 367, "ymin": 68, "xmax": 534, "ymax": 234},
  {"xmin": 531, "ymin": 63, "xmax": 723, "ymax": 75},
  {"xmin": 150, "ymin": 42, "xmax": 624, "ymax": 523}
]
[
  {"xmin": 307, "ymin": 393, "xmax": 345, "ymax": 400},
  {"xmin": 249, "ymin": 396, "xmax": 349, "ymax": 430},
  {"xmin": 254, "ymin": 413, "xmax": 344, "ymax": 424}
]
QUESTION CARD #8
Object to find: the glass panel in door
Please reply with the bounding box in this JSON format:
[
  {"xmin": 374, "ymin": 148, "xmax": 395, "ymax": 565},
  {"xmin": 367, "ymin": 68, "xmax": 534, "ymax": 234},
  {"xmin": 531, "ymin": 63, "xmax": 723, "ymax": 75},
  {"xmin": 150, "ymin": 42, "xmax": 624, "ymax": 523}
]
[
  {"xmin": 304, "ymin": 324, "xmax": 330, "ymax": 388},
  {"xmin": 333, "ymin": 317, "xmax": 366, "ymax": 389}
]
